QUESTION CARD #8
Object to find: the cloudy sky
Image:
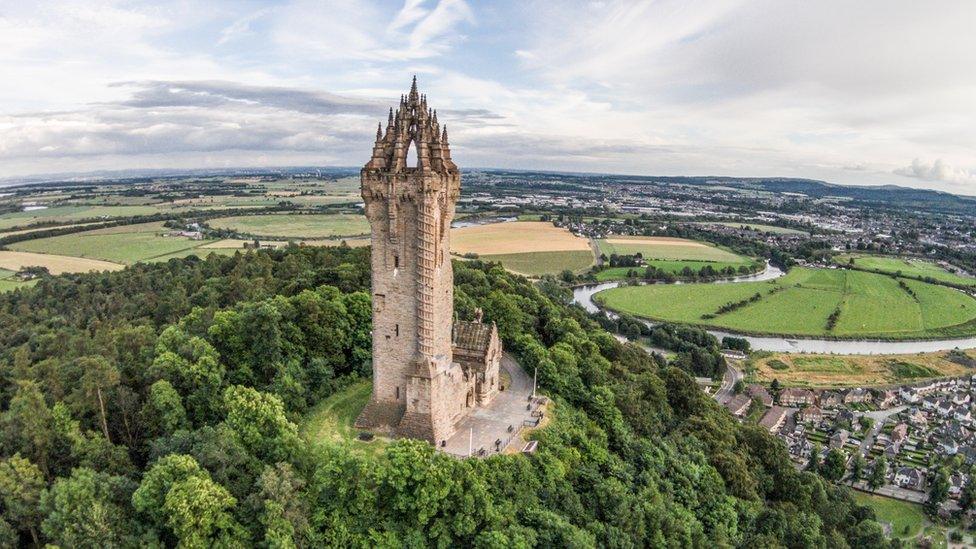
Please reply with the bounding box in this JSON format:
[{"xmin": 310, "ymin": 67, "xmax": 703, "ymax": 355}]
[{"xmin": 2, "ymin": 1, "xmax": 975, "ymax": 195}]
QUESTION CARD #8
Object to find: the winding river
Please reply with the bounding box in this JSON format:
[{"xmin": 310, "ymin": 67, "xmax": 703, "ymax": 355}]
[{"xmin": 572, "ymin": 263, "xmax": 976, "ymax": 354}]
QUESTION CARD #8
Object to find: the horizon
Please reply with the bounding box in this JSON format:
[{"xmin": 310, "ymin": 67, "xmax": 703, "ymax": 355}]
[{"xmin": 2, "ymin": 1, "xmax": 975, "ymax": 195}]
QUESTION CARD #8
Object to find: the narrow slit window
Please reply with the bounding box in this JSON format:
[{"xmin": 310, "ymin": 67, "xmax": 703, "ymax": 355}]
[
  {"xmin": 394, "ymin": 254, "xmax": 399, "ymax": 269},
  {"xmin": 395, "ymin": 324, "xmax": 399, "ymax": 337}
]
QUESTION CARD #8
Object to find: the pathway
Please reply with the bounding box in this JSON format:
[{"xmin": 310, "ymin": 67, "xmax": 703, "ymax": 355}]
[{"xmin": 441, "ymin": 353, "xmax": 541, "ymax": 457}]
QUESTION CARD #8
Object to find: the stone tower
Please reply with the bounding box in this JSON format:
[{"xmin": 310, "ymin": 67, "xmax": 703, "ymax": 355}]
[{"xmin": 356, "ymin": 77, "xmax": 493, "ymax": 445}]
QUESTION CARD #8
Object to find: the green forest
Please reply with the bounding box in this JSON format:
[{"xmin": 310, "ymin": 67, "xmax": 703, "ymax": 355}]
[{"xmin": 0, "ymin": 246, "xmax": 895, "ymax": 547}]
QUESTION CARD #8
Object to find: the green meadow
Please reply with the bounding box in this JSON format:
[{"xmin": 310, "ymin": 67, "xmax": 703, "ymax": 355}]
[
  {"xmin": 9, "ymin": 222, "xmax": 232, "ymax": 265},
  {"xmin": 208, "ymin": 213, "xmax": 369, "ymax": 239},
  {"xmin": 838, "ymin": 253, "xmax": 976, "ymax": 287},
  {"xmin": 0, "ymin": 268, "xmax": 37, "ymax": 293},
  {"xmin": 480, "ymin": 250, "xmax": 595, "ymax": 277},
  {"xmin": 595, "ymin": 267, "xmax": 976, "ymax": 339}
]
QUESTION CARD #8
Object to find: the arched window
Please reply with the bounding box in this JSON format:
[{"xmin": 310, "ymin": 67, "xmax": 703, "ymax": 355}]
[{"xmin": 406, "ymin": 139, "xmax": 418, "ymax": 167}]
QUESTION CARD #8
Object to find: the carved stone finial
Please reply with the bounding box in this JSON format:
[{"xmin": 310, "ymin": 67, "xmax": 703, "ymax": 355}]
[{"xmin": 474, "ymin": 308, "xmax": 484, "ymax": 323}]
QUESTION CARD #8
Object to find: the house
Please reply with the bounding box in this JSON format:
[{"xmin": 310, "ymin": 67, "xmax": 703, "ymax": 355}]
[
  {"xmin": 759, "ymin": 406, "xmax": 789, "ymax": 434},
  {"xmin": 922, "ymin": 396, "xmax": 940, "ymax": 410},
  {"xmin": 899, "ymin": 388, "xmax": 920, "ymax": 404},
  {"xmin": 724, "ymin": 394, "xmax": 752, "ymax": 417},
  {"xmin": 798, "ymin": 406, "xmax": 823, "ymax": 423},
  {"xmin": 939, "ymin": 438, "xmax": 959, "ymax": 456},
  {"xmin": 953, "ymin": 392, "xmax": 971, "ymax": 406},
  {"xmin": 907, "ymin": 408, "xmax": 928, "ymax": 429},
  {"xmin": 954, "ymin": 406, "xmax": 973, "ymax": 422},
  {"xmin": 883, "ymin": 443, "xmax": 900, "ymax": 460},
  {"xmin": 746, "ymin": 385, "xmax": 773, "ymax": 407},
  {"xmin": 891, "ymin": 423, "xmax": 909, "ymax": 445},
  {"xmin": 938, "ymin": 400, "xmax": 954, "ymax": 417},
  {"xmin": 878, "ymin": 390, "xmax": 898, "ymax": 409},
  {"xmin": 949, "ymin": 472, "xmax": 969, "ymax": 499},
  {"xmin": 844, "ymin": 388, "xmax": 872, "ymax": 404},
  {"xmin": 779, "ymin": 388, "xmax": 816, "ymax": 406},
  {"xmin": 830, "ymin": 429, "xmax": 850, "ymax": 449},
  {"xmin": 894, "ymin": 467, "xmax": 926, "ymax": 491},
  {"xmin": 819, "ymin": 391, "xmax": 843, "ymax": 408},
  {"xmin": 959, "ymin": 445, "xmax": 976, "ymax": 465},
  {"xmin": 835, "ymin": 409, "xmax": 855, "ymax": 427}
]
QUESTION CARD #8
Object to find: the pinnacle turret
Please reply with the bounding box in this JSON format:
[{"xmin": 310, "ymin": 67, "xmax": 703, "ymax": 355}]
[{"xmin": 364, "ymin": 77, "xmax": 457, "ymax": 174}]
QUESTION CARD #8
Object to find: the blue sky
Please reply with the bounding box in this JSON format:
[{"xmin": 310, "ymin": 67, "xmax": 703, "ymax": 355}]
[{"xmin": 2, "ymin": 0, "xmax": 975, "ymax": 195}]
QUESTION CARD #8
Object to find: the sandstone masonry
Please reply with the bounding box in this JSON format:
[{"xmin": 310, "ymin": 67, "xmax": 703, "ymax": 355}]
[{"xmin": 355, "ymin": 77, "xmax": 501, "ymax": 445}]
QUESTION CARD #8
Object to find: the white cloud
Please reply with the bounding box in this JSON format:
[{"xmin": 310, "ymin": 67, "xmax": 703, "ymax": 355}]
[
  {"xmin": 894, "ymin": 159, "xmax": 976, "ymax": 186},
  {"xmin": 2, "ymin": 1, "xmax": 976, "ymax": 195}
]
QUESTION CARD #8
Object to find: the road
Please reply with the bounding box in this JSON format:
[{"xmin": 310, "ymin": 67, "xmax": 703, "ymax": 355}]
[
  {"xmin": 857, "ymin": 406, "xmax": 907, "ymax": 456},
  {"xmin": 713, "ymin": 362, "xmax": 743, "ymax": 404}
]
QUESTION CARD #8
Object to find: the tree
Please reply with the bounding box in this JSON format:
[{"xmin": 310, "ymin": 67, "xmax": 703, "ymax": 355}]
[
  {"xmin": 0, "ymin": 454, "xmax": 45, "ymax": 546},
  {"xmin": 807, "ymin": 442, "xmax": 822, "ymax": 474},
  {"xmin": 850, "ymin": 454, "xmax": 866, "ymax": 485},
  {"xmin": 252, "ymin": 463, "xmax": 308, "ymax": 549},
  {"xmin": 222, "ymin": 385, "xmax": 299, "ymax": 462},
  {"xmin": 821, "ymin": 449, "xmax": 846, "ymax": 482},
  {"xmin": 960, "ymin": 474, "xmax": 976, "ymax": 513},
  {"xmin": 2, "ymin": 380, "xmax": 55, "ymax": 476},
  {"xmin": 868, "ymin": 456, "xmax": 887, "ymax": 490},
  {"xmin": 141, "ymin": 380, "xmax": 188, "ymax": 437},
  {"xmin": 163, "ymin": 475, "xmax": 246, "ymax": 548},
  {"xmin": 76, "ymin": 356, "xmax": 121, "ymax": 442},
  {"xmin": 926, "ymin": 468, "xmax": 949, "ymax": 515},
  {"xmin": 40, "ymin": 467, "xmax": 136, "ymax": 548},
  {"xmin": 132, "ymin": 454, "xmax": 209, "ymax": 531}
]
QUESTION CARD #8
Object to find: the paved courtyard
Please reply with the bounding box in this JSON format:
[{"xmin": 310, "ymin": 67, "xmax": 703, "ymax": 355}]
[{"xmin": 442, "ymin": 353, "xmax": 543, "ymax": 457}]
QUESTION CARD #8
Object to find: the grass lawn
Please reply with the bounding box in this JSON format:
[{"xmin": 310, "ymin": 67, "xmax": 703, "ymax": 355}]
[
  {"xmin": 837, "ymin": 254, "xmax": 976, "ymax": 287},
  {"xmin": 752, "ymin": 351, "xmax": 969, "ymax": 387},
  {"xmin": 9, "ymin": 222, "xmax": 225, "ymax": 265},
  {"xmin": 595, "ymin": 267, "xmax": 976, "ymax": 339},
  {"xmin": 0, "ymin": 268, "xmax": 37, "ymax": 293},
  {"xmin": 852, "ymin": 492, "xmax": 925, "ymax": 539},
  {"xmin": 208, "ymin": 213, "xmax": 369, "ymax": 239},
  {"xmin": 479, "ymin": 250, "xmax": 595, "ymax": 276},
  {"xmin": 299, "ymin": 379, "xmax": 388, "ymax": 458}
]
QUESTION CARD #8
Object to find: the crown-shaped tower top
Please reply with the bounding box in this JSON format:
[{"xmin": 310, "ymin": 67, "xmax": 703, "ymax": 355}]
[{"xmin": 364, "ymin": 76, "xmax": 456, "ymax": 174}]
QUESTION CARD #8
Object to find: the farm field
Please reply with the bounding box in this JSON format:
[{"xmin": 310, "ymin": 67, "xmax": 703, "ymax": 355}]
[
  {"xmin": 8, "ymin": 222, "xmax": 224, "ymax": 265},
  {"xmin": 0, "ymin": 205, "xmax": 162, "ymax": 230},
  {"xmin": 595, "ymin": 267, "xmax": 976, "ymax": 339},
  {"xmin": 208, "ymin": 213, "xmax": 369, "ymax": 239},
  {"xmin": 0, "ymin": 250, "xmax": 124, "ymax": 274},
  {"xmin": 595, "ymin": 236, "xmax": 750, "ymax": 263},
  {"xmin": 451, "ymin": 221, "xmax": 594, "ymax": 276},
  {"xmin": 838, "ymin": 254, "xmax": 976, "ymax": 287},
  {"xmin": 752, "ymin": 350, "xmax": 972, "ymax": 387},
  {"xmin": 694, "ymin": 221, "xmax": 806, "ymax": 234},
  {"xmin": 478, "ymin": 250, "xmax": 595, "ymax": 276},
  {"xmin": 594, "ymin": 259, "xmax": 759, "ymax": 281}
]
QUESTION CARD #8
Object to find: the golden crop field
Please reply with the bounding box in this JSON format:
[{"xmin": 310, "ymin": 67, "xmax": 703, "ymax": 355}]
[
  {"xmin": 0, "ymin": 250, "xmax": 124, "ymax": 274},
  {"xmin": 451, "ymin": 221, "xmax": 590, "ymax": 255}
]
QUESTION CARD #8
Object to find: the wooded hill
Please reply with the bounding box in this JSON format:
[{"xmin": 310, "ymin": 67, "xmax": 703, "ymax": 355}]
[{"xmin": 0, "ymin": 246, "xmax": 892, "ymax": 547}]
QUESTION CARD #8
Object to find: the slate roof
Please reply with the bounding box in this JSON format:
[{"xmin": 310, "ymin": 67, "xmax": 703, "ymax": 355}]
[{"xmin": 453, "ymin": 321, "xmax": 493, "ymax": 353}]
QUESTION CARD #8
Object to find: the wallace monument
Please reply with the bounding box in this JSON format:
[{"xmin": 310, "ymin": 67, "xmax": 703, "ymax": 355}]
[{"xmin": 355, "ymin": 77, "xmax": 502, "ymax": 445}]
